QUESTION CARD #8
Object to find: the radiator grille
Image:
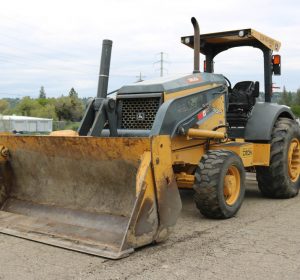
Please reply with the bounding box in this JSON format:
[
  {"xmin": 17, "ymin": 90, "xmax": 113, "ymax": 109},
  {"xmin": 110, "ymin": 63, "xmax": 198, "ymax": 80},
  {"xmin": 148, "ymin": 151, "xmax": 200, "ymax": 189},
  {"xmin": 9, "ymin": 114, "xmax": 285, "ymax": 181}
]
[{"xmin": 120, "ymin": 97, "xmax": 161, "ymax": 129}]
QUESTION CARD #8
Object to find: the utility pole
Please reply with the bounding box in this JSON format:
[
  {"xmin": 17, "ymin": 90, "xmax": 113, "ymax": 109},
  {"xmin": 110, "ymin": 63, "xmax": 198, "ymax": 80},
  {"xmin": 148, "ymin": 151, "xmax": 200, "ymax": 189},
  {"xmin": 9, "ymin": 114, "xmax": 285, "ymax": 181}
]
[
  {"xmin": 154, "ymin": 52, "xmax": 168, "ymax": 77},
  {"xmin": 136, "ymin": 72, "xmax": 146, "ymax": 82}
]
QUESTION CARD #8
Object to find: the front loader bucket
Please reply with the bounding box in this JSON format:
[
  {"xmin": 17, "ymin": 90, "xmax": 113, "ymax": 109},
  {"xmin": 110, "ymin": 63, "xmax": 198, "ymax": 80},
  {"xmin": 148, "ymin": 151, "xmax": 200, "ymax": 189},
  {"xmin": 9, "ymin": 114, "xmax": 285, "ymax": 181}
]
[{"xmin": 0, "ymin": 135, "xmax": 181, "ymax": 259}]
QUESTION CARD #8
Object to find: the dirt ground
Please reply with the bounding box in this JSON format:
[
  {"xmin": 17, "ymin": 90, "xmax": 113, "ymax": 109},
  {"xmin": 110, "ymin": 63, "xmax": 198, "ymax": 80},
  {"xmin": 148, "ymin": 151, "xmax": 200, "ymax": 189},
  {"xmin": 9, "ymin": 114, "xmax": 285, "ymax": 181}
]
[{"xmin": 1, "ymin": 175, "xmax": 300, "ymax": 280}]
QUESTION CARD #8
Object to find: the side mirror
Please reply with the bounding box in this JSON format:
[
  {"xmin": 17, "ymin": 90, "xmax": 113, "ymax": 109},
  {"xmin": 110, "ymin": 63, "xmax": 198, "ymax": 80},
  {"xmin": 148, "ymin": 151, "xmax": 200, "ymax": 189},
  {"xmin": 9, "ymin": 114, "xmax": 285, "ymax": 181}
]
[
  {"xmin": 253, "ymin": 81, "xmax": 260, "ymax": 97},
  {"xmin": 272, "ymin": 55, "xmax": 281, "ymax": 75}
]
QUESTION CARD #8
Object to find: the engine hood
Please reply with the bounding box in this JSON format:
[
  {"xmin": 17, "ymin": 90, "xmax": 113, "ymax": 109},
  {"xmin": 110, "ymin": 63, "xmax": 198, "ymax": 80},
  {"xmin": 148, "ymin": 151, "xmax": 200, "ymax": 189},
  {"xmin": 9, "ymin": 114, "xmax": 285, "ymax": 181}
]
[{"xmin": 117, "ymin": 73, "xmax": 226, "ymax": 95}]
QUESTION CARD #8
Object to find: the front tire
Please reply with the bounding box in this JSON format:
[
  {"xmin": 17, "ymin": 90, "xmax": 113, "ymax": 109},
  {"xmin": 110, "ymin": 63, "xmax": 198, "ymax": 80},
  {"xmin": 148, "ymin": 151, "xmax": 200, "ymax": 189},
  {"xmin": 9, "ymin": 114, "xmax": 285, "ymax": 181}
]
[
  {"xmin": 256, "ymin": 118, "xmax": 300, "ymax": 198},
  {"xmin": 193, "ymin": 150, "xmax": 245, "ymax": 219}
]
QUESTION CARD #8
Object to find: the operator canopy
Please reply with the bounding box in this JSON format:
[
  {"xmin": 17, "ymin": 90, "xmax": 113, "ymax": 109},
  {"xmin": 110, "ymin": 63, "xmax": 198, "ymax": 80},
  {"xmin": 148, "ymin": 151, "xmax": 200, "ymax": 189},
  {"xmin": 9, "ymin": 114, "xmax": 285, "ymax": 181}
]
[{"xmin": 181, "ymin": 28, "xmax": 281, "ymax": 55}]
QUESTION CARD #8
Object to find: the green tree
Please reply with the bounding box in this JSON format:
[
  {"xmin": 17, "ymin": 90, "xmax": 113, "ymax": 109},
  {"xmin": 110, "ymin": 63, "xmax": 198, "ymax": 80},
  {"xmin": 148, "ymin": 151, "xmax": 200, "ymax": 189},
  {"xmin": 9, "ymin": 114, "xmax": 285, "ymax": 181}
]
[
  {"xmin": 0, "ymin": 99, "xmax": 9, "ymax": 114},
  {"xmin": 31, "ymin": 103, "xmax": 57, "ymax": 120},
  {"xmin": 55, "ymin": 96, "xmax": 72, "ymax": 121},
  {"xmin": 68, "ymin": 88, "xmax": 78, "ymax": 99},
  {"xmin": 291, "ymin": 105, "xmax": 300, "ymax": 117},
  {"xmin": 55, "ymin": 96, "xmax": 84, "ymax": 121},
  {"xmin": 14, "ymin": 97, "xmax": 41, "ymax": 116},
  {"xmin": 279, "ymin": 86, "xmax": 288, "ymax": 105},
  {"xmin": 3, "ymin": 98, "xmax": 20, "ymax": 111},
  {"xmin": 294, "ymin": 88, "xmax": 300, "ymax": 105},
  {"xmin": 287, "ymin": 91, "xmax": 293, "ymax": 106},
  {"xmin": 12, "ymin": 96, "xmax": 56, "ymax": 120},
  {"xmin": 0, "ymin": 93, "xmax": 85, "ymax": 122},
  {"xmin": 39, "ymin": 86, "xmax": 46, "ymax": 99},
  {"xmin": 279, "ymin": 86, "xmax": 294, "ymax": 106}
]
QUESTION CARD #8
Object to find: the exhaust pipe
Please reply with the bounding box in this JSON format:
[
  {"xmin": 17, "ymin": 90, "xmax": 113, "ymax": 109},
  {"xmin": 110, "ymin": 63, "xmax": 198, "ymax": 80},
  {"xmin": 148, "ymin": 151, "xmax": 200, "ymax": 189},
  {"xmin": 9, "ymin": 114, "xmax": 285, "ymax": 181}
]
[
  {"xmin": 77, "ymin": 39, "xmax": 113, "ymax": 136},
  {"xmin": 97, "ymin": 39, "xmax": 112, "ymax": 98},
  {"xmin": 191, "ymin": 17, "xmax": 200, "ymax": 74}
]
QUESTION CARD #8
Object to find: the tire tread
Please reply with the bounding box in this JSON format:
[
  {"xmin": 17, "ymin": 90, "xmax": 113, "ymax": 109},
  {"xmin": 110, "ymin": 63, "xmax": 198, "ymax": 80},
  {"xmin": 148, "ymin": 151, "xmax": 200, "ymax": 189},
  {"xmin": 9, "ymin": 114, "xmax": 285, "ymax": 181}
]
[{"xmin": 256, "ymin": 118, "xmax": 300, "ymax": 198}]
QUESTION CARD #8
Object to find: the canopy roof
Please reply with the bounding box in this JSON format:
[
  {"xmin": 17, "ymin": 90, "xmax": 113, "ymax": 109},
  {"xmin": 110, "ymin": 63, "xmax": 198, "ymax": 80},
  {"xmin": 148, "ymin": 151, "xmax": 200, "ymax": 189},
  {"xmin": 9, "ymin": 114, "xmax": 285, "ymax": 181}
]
[{"xmin": 181, "ymin": 28, "xmax": 281, "ymax": 55}]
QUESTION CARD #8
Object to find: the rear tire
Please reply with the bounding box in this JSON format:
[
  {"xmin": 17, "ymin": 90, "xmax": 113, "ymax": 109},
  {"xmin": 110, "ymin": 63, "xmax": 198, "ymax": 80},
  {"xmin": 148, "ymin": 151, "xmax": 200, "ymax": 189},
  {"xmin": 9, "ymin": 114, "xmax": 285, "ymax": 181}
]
[
  {"xmin": 256, "ymin": 118, "xmax": 300, "ymax": 198},
  {"xmin": 193, "ymin": 150, "xmax": 245, "ymax": 219}
]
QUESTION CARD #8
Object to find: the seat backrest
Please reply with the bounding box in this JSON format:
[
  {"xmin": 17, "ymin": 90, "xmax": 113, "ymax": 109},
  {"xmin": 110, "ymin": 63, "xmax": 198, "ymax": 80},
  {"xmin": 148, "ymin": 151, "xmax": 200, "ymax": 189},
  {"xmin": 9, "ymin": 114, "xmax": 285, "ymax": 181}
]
[
  {"xmin": 227, "ymin": 81, "xmax": 260, "ymax": 127},
  {"xmin": 229, "ymin": 81, "xmax": 259, "ymax": 107},
  {"xmin": 233, "ymin": 81, "xmax": 254, "ymax": 93}
]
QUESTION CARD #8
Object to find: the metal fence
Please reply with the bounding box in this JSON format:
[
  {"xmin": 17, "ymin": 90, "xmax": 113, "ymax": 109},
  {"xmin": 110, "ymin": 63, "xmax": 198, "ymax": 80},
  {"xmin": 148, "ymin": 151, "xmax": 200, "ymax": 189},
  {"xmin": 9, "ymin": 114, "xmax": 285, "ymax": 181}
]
[{"xmin": 0, "ymin": 116, "xmax": 52, "ymax": 133}]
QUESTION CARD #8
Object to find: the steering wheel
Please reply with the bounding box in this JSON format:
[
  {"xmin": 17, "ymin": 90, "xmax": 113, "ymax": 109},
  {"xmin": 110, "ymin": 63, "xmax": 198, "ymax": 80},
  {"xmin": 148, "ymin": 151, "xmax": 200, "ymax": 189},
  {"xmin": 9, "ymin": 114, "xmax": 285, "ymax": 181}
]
[{"xmin": 222, "ymin": 75, "xmax": 232, "ymax": 91}]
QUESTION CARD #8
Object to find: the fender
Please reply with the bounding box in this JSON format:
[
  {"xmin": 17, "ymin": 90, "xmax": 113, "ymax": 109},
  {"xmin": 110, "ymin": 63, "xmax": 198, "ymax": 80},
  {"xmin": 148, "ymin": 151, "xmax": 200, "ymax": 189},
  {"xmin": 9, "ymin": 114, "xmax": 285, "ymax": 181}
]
[{"xmin": 245, "ymin": 102, "xmax": 295, "ymax": 141}]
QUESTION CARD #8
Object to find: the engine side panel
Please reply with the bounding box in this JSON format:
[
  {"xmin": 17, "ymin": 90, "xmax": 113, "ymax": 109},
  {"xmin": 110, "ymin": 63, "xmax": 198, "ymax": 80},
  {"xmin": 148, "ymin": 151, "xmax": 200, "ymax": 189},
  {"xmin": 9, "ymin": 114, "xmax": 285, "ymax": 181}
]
[{"xmin": 150, "ymin": 85, "xmax": 226, "ymax": 137}]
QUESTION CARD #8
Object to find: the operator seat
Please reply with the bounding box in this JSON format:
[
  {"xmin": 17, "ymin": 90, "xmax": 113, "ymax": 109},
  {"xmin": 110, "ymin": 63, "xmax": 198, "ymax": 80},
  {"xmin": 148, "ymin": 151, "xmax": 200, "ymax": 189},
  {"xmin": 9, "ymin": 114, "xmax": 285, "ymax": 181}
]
[{"xmin": 227, "ymin": 81, "xmax": 259, "ymax": 127}]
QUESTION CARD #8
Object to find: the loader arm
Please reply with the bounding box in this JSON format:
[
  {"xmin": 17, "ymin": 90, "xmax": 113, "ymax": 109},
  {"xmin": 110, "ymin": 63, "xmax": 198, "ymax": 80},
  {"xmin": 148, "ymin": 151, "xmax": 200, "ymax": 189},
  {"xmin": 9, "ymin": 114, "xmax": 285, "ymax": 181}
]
[{"xmin": 77, "ymin": 40, "xmax": 118, "ymax": 137}]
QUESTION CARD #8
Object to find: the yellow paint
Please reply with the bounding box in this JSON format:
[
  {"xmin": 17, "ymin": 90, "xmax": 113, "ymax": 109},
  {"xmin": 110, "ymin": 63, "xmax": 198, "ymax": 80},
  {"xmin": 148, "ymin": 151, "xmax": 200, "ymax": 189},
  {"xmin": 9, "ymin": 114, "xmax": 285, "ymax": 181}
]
[
  {"xmin": 176, "ymin": 172, "xmax": 195, "ymax": 188},
  {"xmin": 173, "ymin": 140, "xmax": 271, "ymax": 189},
  {"xmin": 0, "ymin": 132, "xmax": 13, "ymax": 136},
  {"xmin": 252, "ymin": 143, "xmax": 270, "ymax": 166},
  {"xmin": 171, "ymin": 135, "xmax": 205, "ymax": 151},
  {"xmin": 151, "ymin": 135, "xmax": 181, "ymax": 242},
  {"xmin": 170, "ymin": 93, "xmax": 226, "ymax": 165},
  {"xmin": 197, "ymin": 94, "xmax": 226, "ymax": 132},
  {"xmin": 50, "ymin": 130, "xmax": 79, "ymax": 136},
  {"xmin": 187, "ymin": 128, "xmax": 225, "ymax": 139},
  {"xmin": 287, "ymin": 138, "xmax": 300, "ymax": 182},
  {"xmin": 0, "ymin": 145, "xmax": 9, "ymax": 161},
  {"xmin": 0, "ymin": 135, "xmax": 151, "ymax": 162},
  {"xmin": 224, "ymin": 166, "xmax": 241, "ymax": 206},
  {"xmin": 210, "ymin": 142, "xmax": 270, "ymax": 167},
  {"xmin": 164, "ymin": 84, "xmax": 220, "ymax": 101},
  {"xmin": 172, "ymin": 144, "xmax": 205, "ymax": 165},
  {"xmin": 251, "ymin": 29, "xmax": 281, "ymax": 51},
  {"xmin": 187, "ymin": 29, "xmax": 281, "ymax": 52},
  {"xmin": 126, "ymin": 150, "xmax": 159, "ymax": 247},
  {"xmin": 136, "ymin": 151, "xmax": 152, "ymax": 194},
  {"xmin": 151, "ymin": 136, "xmax": 175, "ymax": 187}
]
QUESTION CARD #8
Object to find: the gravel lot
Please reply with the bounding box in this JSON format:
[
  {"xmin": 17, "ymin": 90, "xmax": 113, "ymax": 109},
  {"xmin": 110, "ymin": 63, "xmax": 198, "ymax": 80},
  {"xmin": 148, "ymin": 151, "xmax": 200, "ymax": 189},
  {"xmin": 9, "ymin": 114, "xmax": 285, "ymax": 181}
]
[{"xmin": 1, "ymin": 175, "xmax": 300, "ymax": 280}]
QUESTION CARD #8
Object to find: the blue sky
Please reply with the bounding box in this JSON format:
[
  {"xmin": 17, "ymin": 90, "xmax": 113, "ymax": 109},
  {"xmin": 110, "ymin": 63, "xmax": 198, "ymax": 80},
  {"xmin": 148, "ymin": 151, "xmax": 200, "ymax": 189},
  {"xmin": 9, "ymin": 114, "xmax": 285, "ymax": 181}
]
[{"xmin": 0, "ymin": 0, "xmax": 299, "ymax": 98}]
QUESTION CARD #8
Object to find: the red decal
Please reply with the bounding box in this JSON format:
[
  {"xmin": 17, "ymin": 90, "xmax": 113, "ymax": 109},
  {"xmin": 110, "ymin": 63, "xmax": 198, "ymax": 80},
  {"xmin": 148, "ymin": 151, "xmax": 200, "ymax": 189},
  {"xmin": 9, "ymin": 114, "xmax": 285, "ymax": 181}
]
[
  {"xmin": 197, "ymin": 109, "xmax": 207, "ymax": 120},
  {"xmin": 197, "ymin": 111, "xmax": 203, "ymax": 120},
  {"xmin": 187, "ymin": 76, "xmax": 202, "ymax": 83}
]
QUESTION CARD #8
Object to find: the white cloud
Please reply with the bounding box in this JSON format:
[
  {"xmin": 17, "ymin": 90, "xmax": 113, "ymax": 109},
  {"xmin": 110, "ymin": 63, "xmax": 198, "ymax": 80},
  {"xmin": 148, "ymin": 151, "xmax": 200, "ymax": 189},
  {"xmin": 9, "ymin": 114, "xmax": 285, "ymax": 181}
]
[{"xmin": 0, "ymin": 0, "xmax": 299, "ymax": 97}]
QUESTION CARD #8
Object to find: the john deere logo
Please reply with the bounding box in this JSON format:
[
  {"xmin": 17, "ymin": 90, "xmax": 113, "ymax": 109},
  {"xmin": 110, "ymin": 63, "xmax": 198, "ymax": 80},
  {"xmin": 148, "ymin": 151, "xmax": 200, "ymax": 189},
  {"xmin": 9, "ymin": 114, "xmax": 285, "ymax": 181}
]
[{"xmin": 136, "ymin": 112, "xmax": 145, "ymax": 121}]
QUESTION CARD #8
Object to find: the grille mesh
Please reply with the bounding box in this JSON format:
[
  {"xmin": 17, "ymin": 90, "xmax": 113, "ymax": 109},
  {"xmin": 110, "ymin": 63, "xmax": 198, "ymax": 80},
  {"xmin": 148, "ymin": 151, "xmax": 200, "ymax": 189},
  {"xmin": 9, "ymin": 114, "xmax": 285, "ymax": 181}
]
[{"xmin": 120, "ymin": 97, "xmax": 161, "ymax": 129}]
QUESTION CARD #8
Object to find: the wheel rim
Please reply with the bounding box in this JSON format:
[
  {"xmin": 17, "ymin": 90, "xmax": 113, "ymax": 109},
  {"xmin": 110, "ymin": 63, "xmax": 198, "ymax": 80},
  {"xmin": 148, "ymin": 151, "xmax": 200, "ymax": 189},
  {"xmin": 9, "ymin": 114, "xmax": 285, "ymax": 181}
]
[
  {"xmin": 223, "ymin": 165, "xmax": 241, "ymax": 206},
  {"xmin": 288, "ymin": 138, "xmax": 300, "ymax": 182}
]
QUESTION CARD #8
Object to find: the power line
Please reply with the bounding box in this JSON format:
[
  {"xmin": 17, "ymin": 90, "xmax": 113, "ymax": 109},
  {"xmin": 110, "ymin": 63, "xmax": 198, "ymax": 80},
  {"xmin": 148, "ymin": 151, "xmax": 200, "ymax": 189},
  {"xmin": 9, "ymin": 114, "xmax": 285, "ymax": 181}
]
[{"xmin": 160, "ymin": 52, "xmax": 163, "ymax": 77}]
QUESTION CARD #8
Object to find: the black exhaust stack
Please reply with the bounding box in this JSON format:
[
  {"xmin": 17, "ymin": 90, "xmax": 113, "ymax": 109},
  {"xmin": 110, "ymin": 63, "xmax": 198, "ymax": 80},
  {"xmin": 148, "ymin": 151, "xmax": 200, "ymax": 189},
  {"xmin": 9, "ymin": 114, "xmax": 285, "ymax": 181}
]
[
  {"xmin": 191, "ymin": 17, "xmax": 200, "ymax": 74},
  {"xmin": 97, "ymin": 39, "xmax": 112, "ymax": 98}
]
